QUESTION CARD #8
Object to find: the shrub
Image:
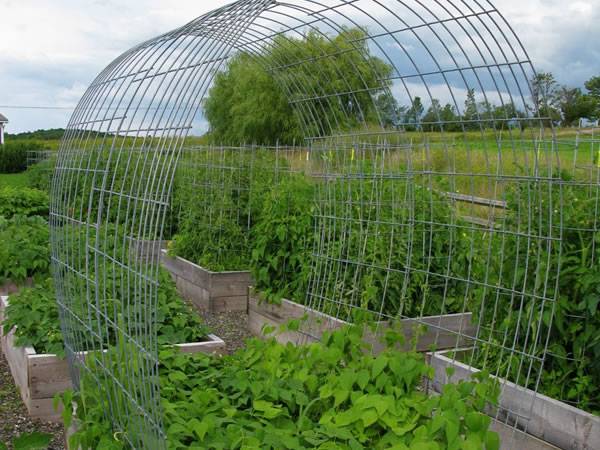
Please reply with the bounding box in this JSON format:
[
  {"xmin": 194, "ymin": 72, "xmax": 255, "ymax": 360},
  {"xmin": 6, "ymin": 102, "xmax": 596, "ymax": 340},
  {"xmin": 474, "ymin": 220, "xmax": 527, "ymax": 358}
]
[
  {"xmin": 0, "ymin": 141, "xmax": 45, "ymax": 173},
  {"xmin": 0, "ymin": 186, "xmax": 49, "ymax": 218},
  {"xmin": 26, "ymin": 158, "xmax": 55, "ymax": 192}
]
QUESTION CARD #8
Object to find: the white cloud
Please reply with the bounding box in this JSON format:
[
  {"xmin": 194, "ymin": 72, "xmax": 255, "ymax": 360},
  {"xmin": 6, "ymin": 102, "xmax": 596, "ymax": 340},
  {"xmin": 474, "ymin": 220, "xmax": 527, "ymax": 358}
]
[{"xmin": 0, "ymin": 0, "xmax": 598, "ymax": 132}]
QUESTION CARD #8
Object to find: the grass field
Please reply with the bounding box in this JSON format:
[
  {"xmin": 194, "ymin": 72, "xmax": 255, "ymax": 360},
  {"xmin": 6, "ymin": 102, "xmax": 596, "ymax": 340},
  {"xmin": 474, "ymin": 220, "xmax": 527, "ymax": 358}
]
[
  {"xmin": 0, "ymin": 172, "xmax": 30, "ymax": 188},
  {"xmin": 4, "ymin": 127, "xmax": 597, "ymax": 203}
]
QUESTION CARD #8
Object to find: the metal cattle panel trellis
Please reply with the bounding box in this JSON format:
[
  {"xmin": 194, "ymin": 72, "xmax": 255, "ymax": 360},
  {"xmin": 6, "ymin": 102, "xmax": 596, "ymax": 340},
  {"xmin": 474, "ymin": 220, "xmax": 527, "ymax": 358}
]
[{"xmin": 49, "ymin": 1, "xmax": 591, "ymax": 448}]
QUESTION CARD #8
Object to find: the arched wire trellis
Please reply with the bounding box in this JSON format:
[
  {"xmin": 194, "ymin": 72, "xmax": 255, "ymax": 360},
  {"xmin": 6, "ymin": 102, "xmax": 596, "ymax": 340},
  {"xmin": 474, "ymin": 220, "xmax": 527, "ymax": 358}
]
[{"xmin": 49, "ymin": 1, "xmax": 598, "ymax": 448}]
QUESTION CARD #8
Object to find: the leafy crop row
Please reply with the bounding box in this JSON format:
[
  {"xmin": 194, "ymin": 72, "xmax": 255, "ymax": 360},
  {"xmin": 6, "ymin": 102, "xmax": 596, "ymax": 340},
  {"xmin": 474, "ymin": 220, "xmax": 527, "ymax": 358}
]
[
  {"xmin": 0, "ymin": 215, "xmax": 50, "ymax": 283},
  {"xmin": 170, "ymin": 148, "xmax": 285, "ymax": 271},
  {"xmin": 0, "ymin": 186, "xmax": 49, "ymax": 218},
  {"xmin": 63, "ymin": 326, "xmax": 500, "ymax": 450},
  {"xmin": 2, "ymin": 270, "xmax": 210, "ymax": 357}
]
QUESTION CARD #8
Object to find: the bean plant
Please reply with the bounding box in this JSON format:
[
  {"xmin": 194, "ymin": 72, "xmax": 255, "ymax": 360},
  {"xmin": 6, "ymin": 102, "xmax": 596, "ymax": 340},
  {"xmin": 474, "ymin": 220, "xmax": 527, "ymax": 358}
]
[
  {"xmin": 2, "ymin": 270, "xmax": 210, "ymax": 357},
  {"xmin": 62, "ymin": 325, "xmax": 501, "ymax": 450}
]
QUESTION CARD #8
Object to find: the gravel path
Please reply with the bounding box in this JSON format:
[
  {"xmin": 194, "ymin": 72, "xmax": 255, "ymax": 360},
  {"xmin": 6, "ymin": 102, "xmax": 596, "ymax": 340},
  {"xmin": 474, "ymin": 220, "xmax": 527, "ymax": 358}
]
[
  {"xmin": 200, "ymin": 310, "xmax": 253, "ymax": 354},
  {"xmin": 0, "ymin": 353, "xmax": 65, "ymax": 449}
]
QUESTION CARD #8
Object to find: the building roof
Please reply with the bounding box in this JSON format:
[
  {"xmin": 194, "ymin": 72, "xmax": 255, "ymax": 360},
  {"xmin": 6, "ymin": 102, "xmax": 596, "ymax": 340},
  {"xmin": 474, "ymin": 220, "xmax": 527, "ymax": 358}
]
[{"xmin": 0, "ymin": 113, "xmax": 8, "ymax": 123}]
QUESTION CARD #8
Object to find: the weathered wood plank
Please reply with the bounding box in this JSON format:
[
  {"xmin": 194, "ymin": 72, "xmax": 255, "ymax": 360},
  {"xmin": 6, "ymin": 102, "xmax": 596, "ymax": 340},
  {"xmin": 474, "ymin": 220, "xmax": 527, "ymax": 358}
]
[
  {"xmin": 443, "ymin": 192, "xmax": 508, "ymax": 209},
  {"xmin": 161, "ymin": 250, "xmax": 251, "ymax": 312},
  {"xmin": 248, "ymin": 296, "xmax": 349, "ymax": 344},
  {"xmin": 211, "ymin": 296, "xmax": 248, "ymax": 313},
  {"xmin": 363, "ymin": 313, "xmax": 476, "ymax": 353},
  {"xmin": 428, "ymin": 351, "xmax": 600, "ymax": 450},
  {"xmin": 29, "ymin": 354, "xmax": 71, "ymax": 398},
  {"xmin": 491, "ymin": 419, "xmax": 561, "ymax": 450},
  {"xmin": 175, "ymin": 334, "xmax": 225, "ymax": 355}
]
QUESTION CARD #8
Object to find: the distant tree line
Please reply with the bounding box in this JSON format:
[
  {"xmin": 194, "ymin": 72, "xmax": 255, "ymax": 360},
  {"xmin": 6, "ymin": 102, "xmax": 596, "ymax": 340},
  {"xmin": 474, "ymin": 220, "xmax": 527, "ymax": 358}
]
[
  {"xmin": 6, "ymin": 128, "xmax": 65, "ymax": 140},
  {"xmin": 531, "ymin": 73, "xmax": 600, "ymax": 126}
]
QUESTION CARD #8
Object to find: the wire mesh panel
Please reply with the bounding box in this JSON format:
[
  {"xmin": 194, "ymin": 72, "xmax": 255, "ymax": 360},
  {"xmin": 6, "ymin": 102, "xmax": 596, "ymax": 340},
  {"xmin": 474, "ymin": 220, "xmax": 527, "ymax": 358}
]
[
  {"xmin": 50, "ymin": 1, "xmax": 597, "ymax": 448},
  {"xmin": 170, "ymin": 144, "xmax": 310, "ymax": 270}
]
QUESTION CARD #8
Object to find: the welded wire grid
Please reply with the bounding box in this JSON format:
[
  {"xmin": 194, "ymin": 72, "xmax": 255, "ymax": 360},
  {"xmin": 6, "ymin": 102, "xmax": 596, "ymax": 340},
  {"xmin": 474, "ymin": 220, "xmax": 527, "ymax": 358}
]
[
  {"xmin": 26, "ymin": 149, "xmax": 54, "ymax": 167},
  {"xmin": 48, "ymin": 0, "xmax": 597, "ymax": 448},
  {"xmin": 169, "ymin": 143, "xmax": 310, "ymax": 266}
]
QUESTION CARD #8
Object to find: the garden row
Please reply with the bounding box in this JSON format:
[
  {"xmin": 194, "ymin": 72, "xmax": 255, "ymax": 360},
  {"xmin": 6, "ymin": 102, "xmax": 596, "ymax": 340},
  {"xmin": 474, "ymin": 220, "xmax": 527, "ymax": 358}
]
[
  {"xmin": 162, "ymin": 145, "xmax": 600, "ymax": 449},
  {"xmin": 0, "ymin": 188, "xmax": 507, "ymax": 449},
  {"xmin": 2, "ymin": 148, "xmax": 600, "ymax": 449}
]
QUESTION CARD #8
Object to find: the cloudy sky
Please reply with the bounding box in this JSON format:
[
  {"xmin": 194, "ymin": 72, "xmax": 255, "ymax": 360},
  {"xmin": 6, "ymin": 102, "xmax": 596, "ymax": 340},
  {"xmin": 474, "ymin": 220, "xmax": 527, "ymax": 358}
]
[{"xmin": 0, "ymin": 0, "xmax": 598, "ymax": 133}]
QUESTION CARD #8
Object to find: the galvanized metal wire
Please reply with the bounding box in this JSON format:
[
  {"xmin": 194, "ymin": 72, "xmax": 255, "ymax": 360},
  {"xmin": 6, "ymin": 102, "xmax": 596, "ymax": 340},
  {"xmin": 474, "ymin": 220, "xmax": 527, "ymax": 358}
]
[{"xmin": 49, "ymin": 1, "xmax": 597, "ymax": 448}]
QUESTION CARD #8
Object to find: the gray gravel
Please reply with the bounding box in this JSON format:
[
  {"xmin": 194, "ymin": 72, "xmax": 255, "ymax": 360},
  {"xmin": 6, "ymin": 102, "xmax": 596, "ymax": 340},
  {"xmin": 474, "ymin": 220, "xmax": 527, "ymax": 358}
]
[
  {"xmin": 0, "ymin": 352, "xmax": 65, "ymax": 449},
  {"xmin": 200, "ymin": 310, "xmax": 253, "ymax": 354}
]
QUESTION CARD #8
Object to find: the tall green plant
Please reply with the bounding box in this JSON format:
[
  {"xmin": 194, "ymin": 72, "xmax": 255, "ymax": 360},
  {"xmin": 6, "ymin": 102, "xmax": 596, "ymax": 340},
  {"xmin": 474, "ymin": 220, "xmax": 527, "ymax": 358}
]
[
  {"xmin": 251, "ymin": 174, "xmax": 316, "ymax": 303},
  {"xmin": 0, "ymin": 215, "xmax": 50, "ymax": 283}
]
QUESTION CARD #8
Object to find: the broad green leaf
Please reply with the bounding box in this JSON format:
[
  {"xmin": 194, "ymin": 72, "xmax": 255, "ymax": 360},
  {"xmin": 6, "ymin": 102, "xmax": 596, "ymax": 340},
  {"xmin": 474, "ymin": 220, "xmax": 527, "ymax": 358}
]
[{"xmin": 13, "ymin": 432, "xmax": 52, "ymax": 450}]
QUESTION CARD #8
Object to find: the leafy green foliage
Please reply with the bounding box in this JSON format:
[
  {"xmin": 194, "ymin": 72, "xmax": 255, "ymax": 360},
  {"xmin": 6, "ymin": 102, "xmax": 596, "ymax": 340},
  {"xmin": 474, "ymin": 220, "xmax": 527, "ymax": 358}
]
[
  {"xmin": 64, "ymin": 326, "xmax": 500, "ymax": 449},
  {"xmin": 470, "ymin": 180, "xmax": 600, "ymax": 413},
  {"xmin": 6, "ymin": 129, "xmax": 65, "ymax": 141},
  {"xmin": 25, "ymin": 159, "xmax": 55, "ymax": 192},
  {"xmin": 204, "ymin": 27, "xmax": 394, "ymax": 144},
  {"xmin": 2, "ymin": 271, "xmax": 209, "ymax": 356},
  {"xmin": 0, "ymin": 215, "xmax": 50, "ymax": 283},
  {"xmin": 1, "ymin": 432, "xmax": 53, "ymax": 450},
  {"xmin": 204, "ymin": 53, "xmax": 301, "ymax": 145},
  {"xmin": 171, "ymin": 149, "xmax": 281, "ymax": 271},
  {"xmin": 0, "ymin": 186, "xmax": 49, "ymax": 218},
  {"xmin": 0, "ymin": 141, "xmax": 46, "ymax": 173},
  {"xmin": 2, "ymin": 279, "xmax": 64, "ymax": 356},
  {"xmin": 251, "ymin": 174, "xmax": 315, "ymax": 303}
]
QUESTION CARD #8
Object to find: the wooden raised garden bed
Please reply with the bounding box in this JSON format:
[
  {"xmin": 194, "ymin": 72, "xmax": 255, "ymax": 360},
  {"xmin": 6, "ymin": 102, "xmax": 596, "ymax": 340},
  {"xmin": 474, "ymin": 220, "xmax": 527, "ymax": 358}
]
[
  {"xmin": 161, "ymin": 249, "xmax": 252, "ymax": 313},
  {"xmin": 248, "ymin": 290, "xmax": 476, "ymax": 353},
  {"xmin": 0, "ymin": 295, "xmax": 225, "ymax": 422},
  {"xmin": 0, "ymin": 277, "xmax": 34, "ymax": 296},
  {"xmin": 248, "ymin": 294, "xmax": 347, "ymax": 345},
  {"xmin": 427, "ymin": 350, "xmax": 600, "ymax": 450}
]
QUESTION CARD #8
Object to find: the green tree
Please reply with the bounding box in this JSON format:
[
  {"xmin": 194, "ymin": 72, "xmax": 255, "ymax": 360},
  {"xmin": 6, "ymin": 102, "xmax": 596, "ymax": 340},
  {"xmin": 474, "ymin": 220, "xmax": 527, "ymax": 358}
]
[
  {"xmin": 463, "ymin": 88, "xmax": 479, "ymax": 130},
  {"xmin": 203, "ymin": 54, "xmax": 300, "ymax": 145},
  {"xmin": 584, "ymin": 76, "xmax": 600, "ymax": 118},
  {"xmin": 405, "ymin": 96, "xmax": 424, "ymax": 130},
  {"xmin": 422, "ymin": 98, "xmax": 441, "ymax": 131},
  {"xmin": 555, "ymin": 86, "xmax": 597, "ymax": 125},
  {"xmin": 530, "ymin": 72, "xmax": 561, "ymax": 124},
  {"xmin": 585, "ymin": 76, "xmax": 600, "ymax": 99},
  {"xmin": 204, "ymin": 28, "xmax": 394, "ymax": 144}
]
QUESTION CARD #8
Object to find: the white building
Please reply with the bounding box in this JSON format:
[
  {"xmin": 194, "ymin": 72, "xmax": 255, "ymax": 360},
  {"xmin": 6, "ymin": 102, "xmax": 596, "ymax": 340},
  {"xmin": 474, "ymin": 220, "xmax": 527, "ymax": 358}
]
[{"xmin": 0, "ymin": 113, "xmax": 7, "ymax": 145}]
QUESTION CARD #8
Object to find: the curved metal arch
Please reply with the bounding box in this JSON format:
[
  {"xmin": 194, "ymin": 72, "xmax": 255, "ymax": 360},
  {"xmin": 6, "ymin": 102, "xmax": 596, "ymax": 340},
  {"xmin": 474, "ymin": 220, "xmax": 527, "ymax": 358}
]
[{"xmin": 50, "ymin": 1, "xmax": 573, "ymax": 448}]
